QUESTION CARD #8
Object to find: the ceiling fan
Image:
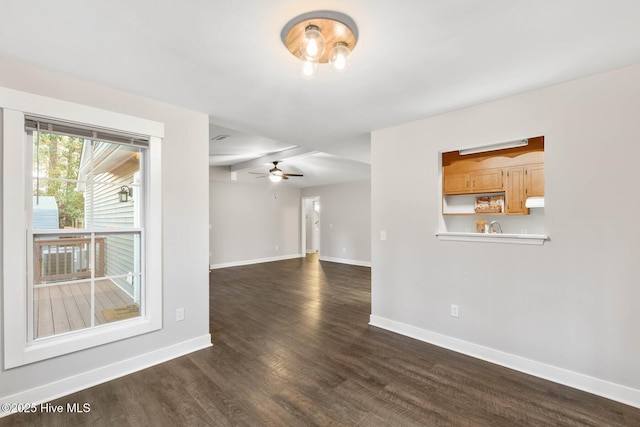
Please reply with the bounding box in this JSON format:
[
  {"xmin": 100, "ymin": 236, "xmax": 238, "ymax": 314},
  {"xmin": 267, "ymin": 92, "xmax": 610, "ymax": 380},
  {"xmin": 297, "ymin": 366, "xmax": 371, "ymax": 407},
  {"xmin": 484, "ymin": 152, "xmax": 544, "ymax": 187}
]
[{"xmin": 249, "ymin": 161, "xmax": 303, "ymax": 183}]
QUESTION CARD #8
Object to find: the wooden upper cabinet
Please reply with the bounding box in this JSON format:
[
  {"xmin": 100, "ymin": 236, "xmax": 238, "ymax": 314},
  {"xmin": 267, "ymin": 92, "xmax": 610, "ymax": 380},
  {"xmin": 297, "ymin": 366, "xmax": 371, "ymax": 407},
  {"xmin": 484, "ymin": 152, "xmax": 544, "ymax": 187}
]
[
  {"xmin": 471, "ymin": 168, "xmax": 504, "ymax": 193},
  {"xmin": 443, "ymin": 172, "xmax": 471, "ymax": 195},
  {"xmin": 441, "ymin": 137, "xmax": 544, "ymax": 216},
  {"xmin": 443, "ymin": 169, "xmax": 505, "ymax": 195},
  {"xmin": 505, "ymin": 167, "xmax": 527, "ymax": 215},
  {"xmin": 525, "ymin": 163, "xmax": 544, "ymax": 197}
]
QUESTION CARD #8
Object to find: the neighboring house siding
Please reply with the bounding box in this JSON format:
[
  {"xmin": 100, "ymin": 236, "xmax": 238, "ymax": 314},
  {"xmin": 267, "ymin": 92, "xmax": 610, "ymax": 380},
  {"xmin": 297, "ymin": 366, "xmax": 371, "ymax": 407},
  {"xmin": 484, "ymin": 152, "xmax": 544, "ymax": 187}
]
[{"xmin": 85, "ymin": 152, "xmax": 139, "ymax": 297}]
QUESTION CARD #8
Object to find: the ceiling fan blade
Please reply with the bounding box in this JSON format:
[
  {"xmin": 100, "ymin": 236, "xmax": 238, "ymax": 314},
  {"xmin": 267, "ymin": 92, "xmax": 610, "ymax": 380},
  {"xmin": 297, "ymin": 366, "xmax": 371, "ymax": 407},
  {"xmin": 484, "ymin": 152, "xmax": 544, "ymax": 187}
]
[
  {"xmin": 283, "ymin": 173, "xmax": 303, "ymax": 177},
  {"xmin": 282, "ymin": 175, "xmax": 289, "ymax": 180}
]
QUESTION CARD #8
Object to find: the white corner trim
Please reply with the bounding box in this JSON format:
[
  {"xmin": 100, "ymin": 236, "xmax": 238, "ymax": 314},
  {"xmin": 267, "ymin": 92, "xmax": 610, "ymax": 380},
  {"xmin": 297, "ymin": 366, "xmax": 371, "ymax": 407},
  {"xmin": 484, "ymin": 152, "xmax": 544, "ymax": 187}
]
[
  {"xmin": 0, "ymin": 334, "xmax": 212, "ymax": 418},
  {"xmin": 318, "ymin": 256, "xmax": 372, "ymax": 267},
  {"xmin": 369, "ymin": 315, "xmax": 640, "ymax": 409},
  {"xmin": 210, "ymin": 254, "xmax": 302, "ymax": 269},
  {"xmin": 436, "ymin": 232, "xmax": 548, "ymax": 245}
]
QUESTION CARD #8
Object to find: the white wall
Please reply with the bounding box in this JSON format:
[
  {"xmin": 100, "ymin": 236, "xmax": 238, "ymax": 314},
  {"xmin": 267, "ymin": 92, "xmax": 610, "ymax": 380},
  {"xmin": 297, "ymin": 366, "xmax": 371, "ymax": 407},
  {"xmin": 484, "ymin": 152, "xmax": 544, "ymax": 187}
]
[
  {"xmin": 302, "ymin": 180, "xmax": 371, "ymax": 266},
  {"xmin": 0, "ymin": 59, "xmax": 210, "ymax": 403},
  {"xmin": 371, "ymin": 64, "xmax": 640, "ymax": 407},
  {"xmin": 209, "ymin": 168, "xmax": 301, "ymax": 268}
]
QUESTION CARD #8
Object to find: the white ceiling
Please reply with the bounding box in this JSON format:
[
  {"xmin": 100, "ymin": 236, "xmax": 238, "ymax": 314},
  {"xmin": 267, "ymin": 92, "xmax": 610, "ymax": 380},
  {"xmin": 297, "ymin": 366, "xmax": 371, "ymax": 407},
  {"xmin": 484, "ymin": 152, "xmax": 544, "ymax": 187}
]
[{"xmin": 2, "ymin": 1, "xmax": 640, "ymax": 187}]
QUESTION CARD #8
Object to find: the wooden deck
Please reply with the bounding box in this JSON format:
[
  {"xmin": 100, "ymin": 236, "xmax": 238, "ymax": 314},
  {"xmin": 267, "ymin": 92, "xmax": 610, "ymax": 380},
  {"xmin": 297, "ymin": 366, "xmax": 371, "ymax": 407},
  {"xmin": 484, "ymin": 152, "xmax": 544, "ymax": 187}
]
[{"xmin": 34, "ymin": 279, "xmax": 137, "ymax": 339}]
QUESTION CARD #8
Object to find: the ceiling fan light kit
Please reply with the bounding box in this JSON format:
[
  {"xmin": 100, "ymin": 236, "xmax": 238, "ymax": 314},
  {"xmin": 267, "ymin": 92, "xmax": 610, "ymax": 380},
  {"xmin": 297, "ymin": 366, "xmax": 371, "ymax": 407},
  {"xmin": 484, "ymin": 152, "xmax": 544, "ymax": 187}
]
[
  {"xmin": 249, "ymin": 161, "xmax": 304, "ymax": 183},
  {"xmin": 281, "ymin": 10, "xmax": 358, "ymax": 78},
  {"xmin": 269, "ymin": 168, "xmax": 284, "ymax": 183}
]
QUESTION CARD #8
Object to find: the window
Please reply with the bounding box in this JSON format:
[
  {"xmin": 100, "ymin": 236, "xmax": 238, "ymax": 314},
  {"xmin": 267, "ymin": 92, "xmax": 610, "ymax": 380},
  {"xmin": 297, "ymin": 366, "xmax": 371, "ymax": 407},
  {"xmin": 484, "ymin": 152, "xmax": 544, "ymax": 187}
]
[
  {"xmin": 2, "ymin": 88, "xmax": 163, "ymax": 368},
  {"xmin": 29, "ymin": 120, "xmax": 146, "ymax": 339}
]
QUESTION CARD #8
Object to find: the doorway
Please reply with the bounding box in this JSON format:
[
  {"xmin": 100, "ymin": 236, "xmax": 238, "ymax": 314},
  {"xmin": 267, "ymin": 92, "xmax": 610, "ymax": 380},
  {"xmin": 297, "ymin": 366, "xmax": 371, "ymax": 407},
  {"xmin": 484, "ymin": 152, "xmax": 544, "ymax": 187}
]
[{"xmin": 301, "ymin": 196, "xmax": 320, "ymax": 258}]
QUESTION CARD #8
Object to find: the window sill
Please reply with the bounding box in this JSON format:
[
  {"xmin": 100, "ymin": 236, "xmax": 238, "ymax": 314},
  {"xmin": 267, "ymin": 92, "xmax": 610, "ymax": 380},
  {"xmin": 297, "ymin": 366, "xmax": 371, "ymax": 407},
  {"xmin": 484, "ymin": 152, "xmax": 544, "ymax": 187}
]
[{"xmin": 435, "ymin": 232, "xmax": 548, "ymax": 245}]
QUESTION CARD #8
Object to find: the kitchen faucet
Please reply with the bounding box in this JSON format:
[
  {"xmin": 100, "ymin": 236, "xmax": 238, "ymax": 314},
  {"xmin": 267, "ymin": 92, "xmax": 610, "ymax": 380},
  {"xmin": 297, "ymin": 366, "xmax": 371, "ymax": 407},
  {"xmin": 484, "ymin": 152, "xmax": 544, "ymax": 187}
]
[{"xmin": 488, "ymin": 221, "xmax": 502, "ymax": 234}]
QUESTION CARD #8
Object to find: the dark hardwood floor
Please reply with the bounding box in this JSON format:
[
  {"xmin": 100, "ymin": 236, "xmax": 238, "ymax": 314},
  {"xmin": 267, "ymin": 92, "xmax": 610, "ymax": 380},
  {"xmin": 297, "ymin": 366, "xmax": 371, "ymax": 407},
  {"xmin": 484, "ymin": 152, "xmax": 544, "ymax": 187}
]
[{"xmin": 3, "ymin": 254, "xmax": 640, "ymax": 426}]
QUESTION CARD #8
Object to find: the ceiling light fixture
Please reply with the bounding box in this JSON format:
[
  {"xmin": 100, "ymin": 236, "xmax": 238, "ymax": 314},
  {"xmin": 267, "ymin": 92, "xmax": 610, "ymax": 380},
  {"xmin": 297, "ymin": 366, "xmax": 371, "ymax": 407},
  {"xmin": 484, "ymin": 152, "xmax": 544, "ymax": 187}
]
[
  {"xmin": 281, "ymin": 11, "xmax": 358, "ymax": 78},
  {"xmin": 269, "ymin": 169, "xmax": 284, "ymax": 183}
]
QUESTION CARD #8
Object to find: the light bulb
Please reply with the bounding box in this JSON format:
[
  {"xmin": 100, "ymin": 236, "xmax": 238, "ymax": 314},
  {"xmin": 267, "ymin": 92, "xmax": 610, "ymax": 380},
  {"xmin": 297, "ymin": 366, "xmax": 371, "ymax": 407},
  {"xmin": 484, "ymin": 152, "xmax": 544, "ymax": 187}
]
[
  {"xmin": 300, "ymin": 60, "xmax": 318, "ymax": 79},
  {"xmin": 307, "ymin": 39, "xmax": 318, "ymax": 57},
  {"xmin": 300, "ymin": 25, "xmax": 325, "ymax": 61},
  {"xmin": 329, "ymin": 42, "xmax": 351, "ymax": 72}
]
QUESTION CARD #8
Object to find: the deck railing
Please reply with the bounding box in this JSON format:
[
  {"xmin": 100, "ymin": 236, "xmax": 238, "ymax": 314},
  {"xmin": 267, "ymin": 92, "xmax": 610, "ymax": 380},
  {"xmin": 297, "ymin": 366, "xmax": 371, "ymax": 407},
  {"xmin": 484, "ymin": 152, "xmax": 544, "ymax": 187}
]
[{"xmin": 34, "ymin": 236, "xmax": 105, "ymax": 284}]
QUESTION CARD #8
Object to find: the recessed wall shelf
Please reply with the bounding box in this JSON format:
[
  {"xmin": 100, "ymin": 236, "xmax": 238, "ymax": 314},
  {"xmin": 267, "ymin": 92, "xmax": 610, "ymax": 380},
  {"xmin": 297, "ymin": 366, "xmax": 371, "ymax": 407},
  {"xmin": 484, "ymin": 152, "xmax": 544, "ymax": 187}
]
[{"xmin": 435, "ymin": 232, "xmax": 549, "ymax": 245}]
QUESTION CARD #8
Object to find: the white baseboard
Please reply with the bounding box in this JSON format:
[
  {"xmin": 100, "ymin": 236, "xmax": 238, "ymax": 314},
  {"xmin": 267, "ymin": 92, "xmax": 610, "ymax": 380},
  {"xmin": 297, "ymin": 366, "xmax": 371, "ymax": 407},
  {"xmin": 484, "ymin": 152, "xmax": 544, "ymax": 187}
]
[
  {"xmin": 319, "ymin": 255, "xmax": 371, "ymax": 267},
  {"xmin": 210, "ymin": 254, "xmax": 302, "ymax": 269},
  {"xmin": 0, "ymin": 334, "xmax": 212, "ymax": 418},
  {"xmin": 369, "ymin": 315, "xmax": 640, "ymax": 409}
]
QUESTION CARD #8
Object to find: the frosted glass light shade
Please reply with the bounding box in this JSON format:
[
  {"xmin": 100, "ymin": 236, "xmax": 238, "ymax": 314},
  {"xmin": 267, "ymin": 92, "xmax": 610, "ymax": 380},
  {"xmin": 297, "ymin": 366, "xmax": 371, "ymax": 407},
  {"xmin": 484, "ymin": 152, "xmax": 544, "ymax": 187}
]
[
  {"xmin": 269, "ymin": 170, "xmax": 283, "ymax": 182},
  {"xmin": 300, "ymin": 25, "xmax": 326, "ymax": 61}
]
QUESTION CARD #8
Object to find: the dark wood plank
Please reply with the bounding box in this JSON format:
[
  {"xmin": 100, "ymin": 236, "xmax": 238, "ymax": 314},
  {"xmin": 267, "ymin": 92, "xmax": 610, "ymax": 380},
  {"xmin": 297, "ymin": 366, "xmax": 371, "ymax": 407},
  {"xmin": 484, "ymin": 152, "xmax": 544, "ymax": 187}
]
[{"xmin": 3, "ymin": 254, "xmax": 640, "ymax": 426}]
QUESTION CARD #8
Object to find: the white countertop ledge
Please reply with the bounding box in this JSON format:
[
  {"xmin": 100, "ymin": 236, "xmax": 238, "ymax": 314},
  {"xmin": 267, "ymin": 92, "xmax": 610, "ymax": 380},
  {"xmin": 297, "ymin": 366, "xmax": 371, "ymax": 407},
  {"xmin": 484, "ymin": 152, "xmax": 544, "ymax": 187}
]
[{"xmin": 436, "ymin": 232, "xmax": 549, "ymax": 245}]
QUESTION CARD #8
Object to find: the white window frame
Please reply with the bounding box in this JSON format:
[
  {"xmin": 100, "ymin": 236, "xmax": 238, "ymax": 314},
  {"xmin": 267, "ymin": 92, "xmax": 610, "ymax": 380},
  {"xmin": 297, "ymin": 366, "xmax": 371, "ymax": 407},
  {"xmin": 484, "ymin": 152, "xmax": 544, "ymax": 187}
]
[{"xmin": 2, "ymin": 87, "xmax": 164, "ymax": 368}]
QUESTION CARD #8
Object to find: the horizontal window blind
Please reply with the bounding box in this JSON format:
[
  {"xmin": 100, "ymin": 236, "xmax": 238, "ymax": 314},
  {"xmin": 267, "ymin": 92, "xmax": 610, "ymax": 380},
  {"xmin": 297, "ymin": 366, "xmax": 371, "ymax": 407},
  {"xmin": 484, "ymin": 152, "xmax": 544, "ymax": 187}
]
[{"xmin": 25, "ymin": 115, "xmax": 149, "ymax": 147}]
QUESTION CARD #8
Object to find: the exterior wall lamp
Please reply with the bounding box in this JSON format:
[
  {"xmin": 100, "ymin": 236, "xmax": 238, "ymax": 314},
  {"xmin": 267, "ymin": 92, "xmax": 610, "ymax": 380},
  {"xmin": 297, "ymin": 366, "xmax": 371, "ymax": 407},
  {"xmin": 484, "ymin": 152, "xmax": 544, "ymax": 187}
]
[{"xmin": 118, "ymin": 185, "xmax": 133, "ymax": 203}]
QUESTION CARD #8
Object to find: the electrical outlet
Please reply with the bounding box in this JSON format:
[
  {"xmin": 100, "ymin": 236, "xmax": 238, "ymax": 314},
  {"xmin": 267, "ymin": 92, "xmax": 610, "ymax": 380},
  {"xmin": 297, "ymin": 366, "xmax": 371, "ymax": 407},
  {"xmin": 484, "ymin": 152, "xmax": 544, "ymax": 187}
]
[
  {"xmin": 380, "ymin": 230, "xmax": 387, "ymax": 241},
  {"xmin": 451, "ymin": 304, "xmax": 459, "ymax": 318},
  {"xmin": 176, "ymin": 308, "xmax": 185, "ymax": 322}
]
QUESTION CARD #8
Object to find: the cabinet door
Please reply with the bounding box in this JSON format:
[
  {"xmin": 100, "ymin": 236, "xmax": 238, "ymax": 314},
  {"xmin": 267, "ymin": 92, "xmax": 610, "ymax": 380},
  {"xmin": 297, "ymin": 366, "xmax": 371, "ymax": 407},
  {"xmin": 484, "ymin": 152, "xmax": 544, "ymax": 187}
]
[
  {"xmin": 525, "ymin": 163, "xmax": 544, "ymax": 197},
  {"xmin": 472, "ymin": 168, "xmax": 504, "ymax": 192},
  {"xmin": 443, "ymin": 172, "xmax": 471, "ymax": 195},
  {"xmin": 506, "ymin": 167, "xmax": 527, "ymax": 214}
]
